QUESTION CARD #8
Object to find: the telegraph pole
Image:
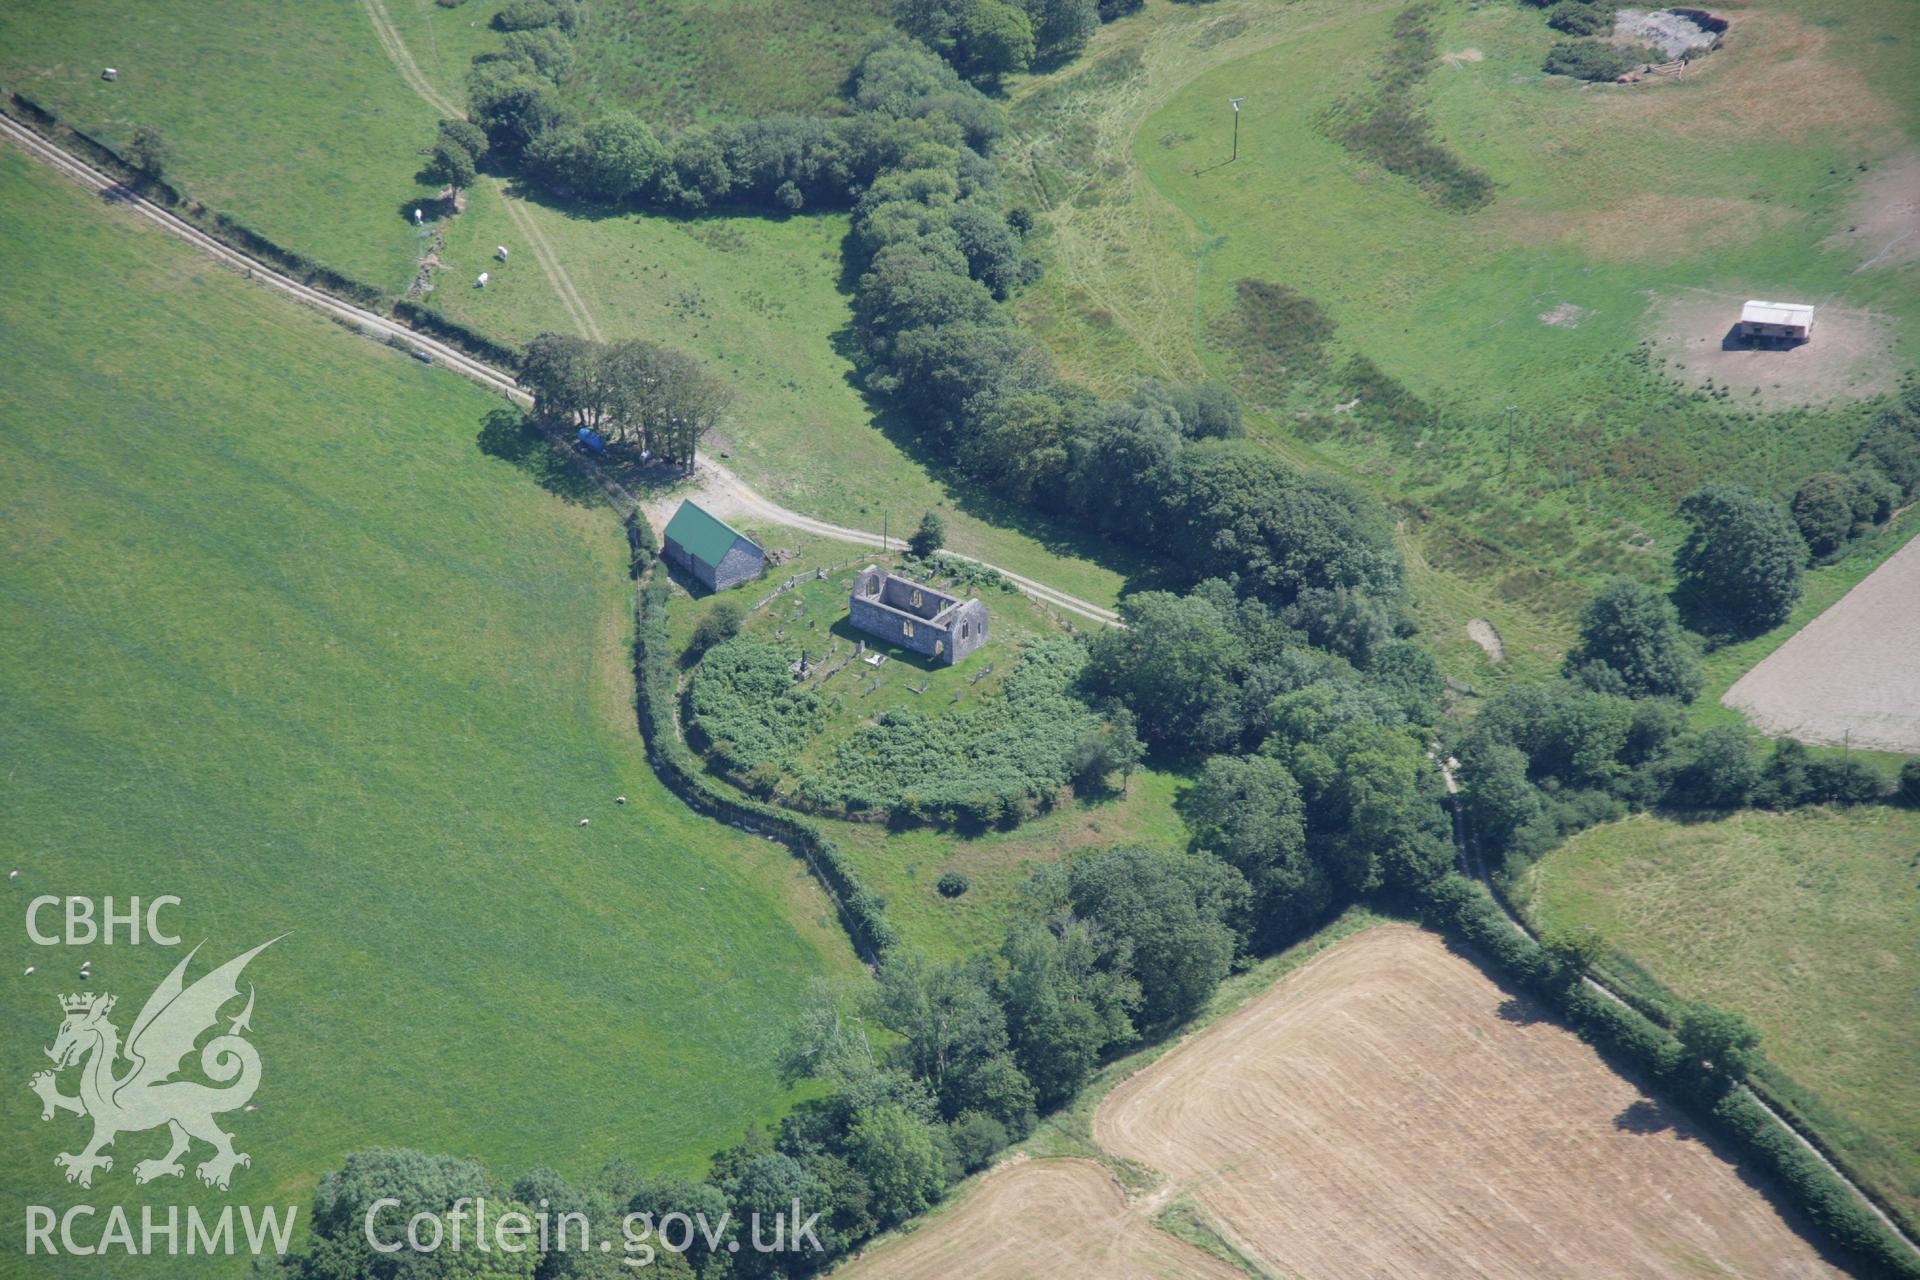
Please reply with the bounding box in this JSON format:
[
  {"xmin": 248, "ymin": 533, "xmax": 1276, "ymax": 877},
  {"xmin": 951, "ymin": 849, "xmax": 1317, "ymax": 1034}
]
[{"xmin": 1229, "ymin": 97, "xmax": 1244, "ymax": 162}]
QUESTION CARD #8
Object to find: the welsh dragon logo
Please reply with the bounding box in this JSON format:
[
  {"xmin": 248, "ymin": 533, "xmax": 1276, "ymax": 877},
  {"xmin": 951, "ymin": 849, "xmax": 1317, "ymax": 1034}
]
[{"xmin": 29, "ymin": 937, "xmax": 281, "ymax": 1191}]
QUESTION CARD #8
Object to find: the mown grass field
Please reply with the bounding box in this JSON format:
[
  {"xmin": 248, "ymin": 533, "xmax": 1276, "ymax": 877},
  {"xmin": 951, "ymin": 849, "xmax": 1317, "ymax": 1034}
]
[
  {"xmin": 0, "ymin": 0, "xmax": 1140, "ymax": 611},
  {"xmin": 0, "ymin": 149, "xmax": 863, "ymax": 1272},
  {"xmin": 1010, "ymin": 0, "xmax": 1920, "ymax": 678},
  {"xmin": 1520, "ymin": 806, "xmax": 1920, "ymax": 1225},
  {"xmin": 1700, "ymin": 511, "xmax": 1920, "ymax": 775},
  {"xmin": 0, "ymin": 0, "xmax": 447, "ymax": 290}
]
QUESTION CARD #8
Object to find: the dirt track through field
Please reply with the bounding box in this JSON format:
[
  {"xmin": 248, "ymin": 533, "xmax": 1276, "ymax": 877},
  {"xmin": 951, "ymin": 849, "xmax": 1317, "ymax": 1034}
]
[
  {"xmin": 356, "ymin": 0, "xmax": 605, "ymax": 341},
  {"xmin": 1095, "ymin": 926, "xmax": 1842, "ymax": 1279},
  {"xmin": 1723, "ymin": 531, "xmax": 1920, "ymax": 752},
  {"xmin": 836, "ymin": 1157, "xmax": 1242, "ymax": 1279}
]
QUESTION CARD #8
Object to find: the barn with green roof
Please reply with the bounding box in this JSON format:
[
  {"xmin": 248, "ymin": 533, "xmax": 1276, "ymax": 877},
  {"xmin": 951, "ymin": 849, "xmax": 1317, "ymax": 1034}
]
[{"xmin": 662, "ymin": 499, "xmax": 765, "ymax": 592}]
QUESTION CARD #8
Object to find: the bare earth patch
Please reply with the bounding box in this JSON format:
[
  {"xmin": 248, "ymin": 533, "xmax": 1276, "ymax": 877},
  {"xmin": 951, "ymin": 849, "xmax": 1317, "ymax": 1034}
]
[
  {"xmin": 1826, "ymin": 149, "xmax": 1920, "ymax": 272},
  {"xmin": 1538, "ymin": 302, "xmax": 1588, "ymax": 328},
  {"xmin": 1723, "ymin": 532, "xmax": 1920, "ymax": 752},
  {"xmin": 1646, "ymin": 287, "xmax": 1899, "ymax": 408},
  {"xmin": 1467, "ymin": 616, "xmax": 1506, "ymax": 663},
  {"xmin": 834, "ymin": 1156, "xmax": 1241, "ymax": 1280},
  {"xmin": 1094, "ymin": 926, "xmax": 1843, "ymax": 1279},
  {"xmin": 1441, "ymin": 47, "xmax": 1484, "ymax": 67}
]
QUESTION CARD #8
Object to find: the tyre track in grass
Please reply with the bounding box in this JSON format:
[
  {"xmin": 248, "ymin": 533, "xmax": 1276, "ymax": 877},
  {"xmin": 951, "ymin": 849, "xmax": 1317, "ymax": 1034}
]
[{"xmin": 358, "ymin": 0, "xmax": 605, "ymax": 342}]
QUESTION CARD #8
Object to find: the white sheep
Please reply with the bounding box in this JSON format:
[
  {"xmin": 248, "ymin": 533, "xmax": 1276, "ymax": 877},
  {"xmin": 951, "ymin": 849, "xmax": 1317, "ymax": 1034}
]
[
  {"xmin": 615, "ymin": 795, "xmax": 626, "ymax": 805},
  {"xmin": 579, "ymin": 818, "xmax": 590, "ymax": 827},
  {"xmin": 7, "ymin": 869, "xmax": 18, "ymax": 880},
  {"xmin": 476, "ymin": 271, "xmax": 490, "ymax": 288},
  {"xmin": 23, "ymin": 965, "xmax": 35, "ymax": 976},
  {"xmin": 413, "ymin": 208, "xmax": 423, "ymax": 225},
  {"xmin": 496, "ymin": 245, "xmax": 510, "ymax": 261}
]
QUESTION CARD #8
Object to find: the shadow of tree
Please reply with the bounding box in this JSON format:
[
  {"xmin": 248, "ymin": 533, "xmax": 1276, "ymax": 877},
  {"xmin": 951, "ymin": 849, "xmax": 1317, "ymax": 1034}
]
[
  {"xmin": 476, "ymin": 408, "xmax": 598, "ymax": 506},
  {"xmin": 1614, "ymin": 1098, "xmax": 1677, "ymax": 1136},
  {"xmin": 1495, "ymin": 996, "xmax": 1548, "ymax": 1026}
]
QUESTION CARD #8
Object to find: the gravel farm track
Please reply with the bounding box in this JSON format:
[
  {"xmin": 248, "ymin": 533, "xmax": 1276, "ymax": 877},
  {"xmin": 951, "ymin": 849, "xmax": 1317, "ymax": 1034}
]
[
  {"xmin": 0, "ymin": 113, "xmax": 1117, "ymax": 630},
  {"xmin": 1723, "ymin": 532, "xmax": 1920, "ymax": 752}
]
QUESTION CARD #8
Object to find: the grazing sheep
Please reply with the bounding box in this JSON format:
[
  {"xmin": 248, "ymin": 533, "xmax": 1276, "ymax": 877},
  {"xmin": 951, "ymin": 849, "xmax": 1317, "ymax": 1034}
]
[
  {"xmin": 413, "ymin": 208, "xmax": 423, "ymax": 225},
  {"xmin": 476, "ymin": 271, "xmax": 490, "ymax": 288},
  {"xmin": 496, "ymin": 245, "xmax": 510, "ymax": 261},
  {"xmin": 23, "ymin": 965, "xmax": 35, "ymax": 976},
  {"xmin": 7, "ymin": 869, "xmax": 18, "ymax": 880},
  {"xmin": 579, "ymin": 818, "xmax": 590, "ymax": 827},
  {"xmin": 615, "ymin": 795, "xmax": 626, "ymax": 805}
]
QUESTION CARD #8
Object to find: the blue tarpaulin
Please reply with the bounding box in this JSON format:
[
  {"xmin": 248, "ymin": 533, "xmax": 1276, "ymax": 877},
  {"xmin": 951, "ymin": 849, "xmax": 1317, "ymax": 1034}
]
[{"xmin": 577, "ymin": 428, "xmax": 606, "ymax": 455}]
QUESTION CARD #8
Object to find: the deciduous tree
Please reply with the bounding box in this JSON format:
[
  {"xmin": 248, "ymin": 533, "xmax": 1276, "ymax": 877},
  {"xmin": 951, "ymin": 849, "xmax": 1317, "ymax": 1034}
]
[{"xmin": 1673, "ymin": 485, "xmax": 1805, "ymax": 637}]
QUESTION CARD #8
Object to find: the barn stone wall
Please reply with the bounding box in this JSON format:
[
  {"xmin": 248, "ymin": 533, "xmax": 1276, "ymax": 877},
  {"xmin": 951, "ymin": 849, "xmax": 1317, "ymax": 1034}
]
[
  {"xmin": 665, "ymin": 534, "xmax": 764, "ymax": 592},
  {"xmin": 711, "ymin": 538, "xmax": 765, "ymax": 591}
]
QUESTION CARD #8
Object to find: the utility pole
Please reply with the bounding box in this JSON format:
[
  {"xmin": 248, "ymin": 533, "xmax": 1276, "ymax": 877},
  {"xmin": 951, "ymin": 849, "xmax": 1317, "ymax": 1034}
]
[{"xmin": 1229, "ymin": 97, "xmax": 1244, "ymax": 162}]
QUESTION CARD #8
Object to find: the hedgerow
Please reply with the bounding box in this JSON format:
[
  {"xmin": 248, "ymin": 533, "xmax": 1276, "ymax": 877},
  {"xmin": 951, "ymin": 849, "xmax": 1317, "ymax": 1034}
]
[
  {"xmin": 1417, "ymin": 873, "xmax": 1920, "ymax": 1278},
  {"xmin": 633, "ymin": 575, "xmax": 898, "ymax": 960}
]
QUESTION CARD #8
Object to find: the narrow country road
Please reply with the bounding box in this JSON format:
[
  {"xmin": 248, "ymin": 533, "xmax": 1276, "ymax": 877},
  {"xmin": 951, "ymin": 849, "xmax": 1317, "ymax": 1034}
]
[{"xmin": 0, "ymin": 112, "xmax": 1119, "ymax": 627}]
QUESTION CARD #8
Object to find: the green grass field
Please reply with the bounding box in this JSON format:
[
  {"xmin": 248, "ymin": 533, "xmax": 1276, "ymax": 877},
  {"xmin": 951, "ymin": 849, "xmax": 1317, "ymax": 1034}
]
[
  {"xmin": 830, "ymin": 767, "xmax": 1191, "ymax": 963},
  {"xmin": 425, "ymin": 179, "xmax": 1137, "ymax": 607},
  {"xmin": 0, "ymin": 0, "xmax": 1139, "ymax": 612},
  {"xmin": 0, "ymin": 149, "xmax": 863, "ymax": 1271},
  {"xmin": 0, "ymin": 0, "xmax": 448, "ymax": 290},
  {"xmin": 560, "ymin": 0, "xmax": 892, "ymax": 128},
  {"xmin": 1009, "ymin": 0, "xmax": 1920, "ymax": 679},
  {"xmin": 1520, "ymin": 806, "xmax": 1920, "ymax": 1225}
]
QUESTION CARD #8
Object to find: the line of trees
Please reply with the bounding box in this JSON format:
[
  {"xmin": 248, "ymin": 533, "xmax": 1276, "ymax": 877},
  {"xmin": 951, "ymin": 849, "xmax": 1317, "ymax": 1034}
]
[{"xmin": 434, "ymin": 10, "xmax": 1409, "ymax": 669}]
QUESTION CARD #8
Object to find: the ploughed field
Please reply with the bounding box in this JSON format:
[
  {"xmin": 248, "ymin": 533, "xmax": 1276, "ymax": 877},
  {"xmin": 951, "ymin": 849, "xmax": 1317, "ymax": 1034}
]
[{"xmin": 1722, "ymin": 532, "xmax": 1920, "ymax": 753}]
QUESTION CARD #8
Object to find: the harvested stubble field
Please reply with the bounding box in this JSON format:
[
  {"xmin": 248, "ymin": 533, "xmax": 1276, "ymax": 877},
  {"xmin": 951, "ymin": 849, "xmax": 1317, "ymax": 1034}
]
[
  {"xmin": 837, "ymin": 1156, "xmax": 1241, "ymax": 1280},
  {"xmin": 842, "ymin": 926, "xmax": 1840, "ymax": 1278},
  {"xmin": 1093, "ymin": 926, "xmax": 1840, "ymax": 1277},
  {"xmin": 1723, "ymin": 532, "xmax": 1920, "ymax": 752}
]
